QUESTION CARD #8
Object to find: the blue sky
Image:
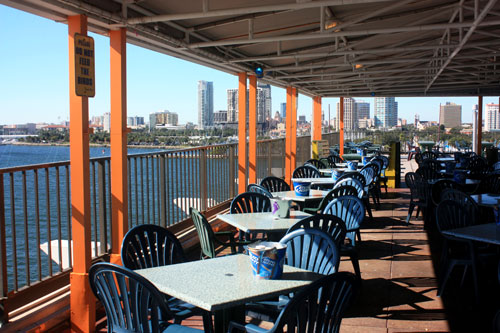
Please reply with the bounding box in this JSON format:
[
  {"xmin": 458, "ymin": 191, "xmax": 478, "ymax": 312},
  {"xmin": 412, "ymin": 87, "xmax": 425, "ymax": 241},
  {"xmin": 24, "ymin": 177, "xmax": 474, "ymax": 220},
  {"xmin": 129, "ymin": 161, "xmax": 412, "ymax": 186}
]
[{"xmin": 1, "ymin": 5, "xmax": 498, "ymax": 126}]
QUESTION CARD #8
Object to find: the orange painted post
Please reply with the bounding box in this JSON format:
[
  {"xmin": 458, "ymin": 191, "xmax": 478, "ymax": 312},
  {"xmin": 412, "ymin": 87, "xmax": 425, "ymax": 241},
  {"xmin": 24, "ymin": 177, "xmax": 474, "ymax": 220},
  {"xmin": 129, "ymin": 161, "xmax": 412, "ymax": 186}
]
[
  {"xmin": 291, "ymin": 88, "xmax": 297, "ymax": 172},
  {"xmin": 238, "ymin": 72, "xmax": 247, "ymax": 194},
  {"xmin": 313, "ymin": 96, "xmax": 322, "ymax": 141},
  {"xmin": 339, "ymin": 97, "xmax": 345, "ymax": 156},
  {"xmin": 67, "ymin": 14, "xmax": 95, "ymax": 333},
  {"xmin": 248, "ymin": 75, "xmax": 257, "ymax": 185},
  {"xmin": 109, "ymin": 28, "xmax": 128, "ymax": 266},
  {"xmin": 477, "ymin": 96, "xmax": 483, "ymax": 154},
  {"xmin": 285, "ymin": 87, "xmax": 293, "ymax": 185}
]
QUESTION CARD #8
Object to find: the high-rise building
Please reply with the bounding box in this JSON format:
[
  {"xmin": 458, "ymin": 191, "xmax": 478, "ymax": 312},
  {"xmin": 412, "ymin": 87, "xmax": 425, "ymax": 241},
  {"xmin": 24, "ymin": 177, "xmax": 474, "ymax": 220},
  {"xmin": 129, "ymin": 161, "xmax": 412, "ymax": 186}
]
[
  {"xmin": 374, "ymin": 97, "xmax": 398, "ymax": 128},
  {"xmin": 485, "ymin": 103, "xmax": 500, "ymax": 131},
  {"xmin": 103, "ymin": 112, "xmax": 111, "ymax": 132},
  {"xmin": 127, "ymin": 116, "xmax": 145, "ymax": 127},
  {"xmin": 213, "ymin": 110, "xmax": 228, "ymax": 124},
  {"xmin": 280, "ymin": 102, "xmax": 286, "ymax": 119},
  {"xmin": 439, "ymin": 102, "xmax": 461, "ymax": 128},
  {"xmin": 198, "ymin": 80, "xmax": 213, "ymax": 129},
  {"xmin": 149, "ymin": 110, "xmax": 178, "ymax": 129},
  {"xmin": 336, "ymin": 97, "xmax": 357, "ymax": 130},
  {"xmin": 356, "ymin": 100, "xmax": 370, "ymax": 120},
  {"xmin": 257, "ymin": 83, "xmax": 272, "ymax": 123},
  {"xmin": 227, "ymin": 89, "xmax": 240, "ymax": 123}
]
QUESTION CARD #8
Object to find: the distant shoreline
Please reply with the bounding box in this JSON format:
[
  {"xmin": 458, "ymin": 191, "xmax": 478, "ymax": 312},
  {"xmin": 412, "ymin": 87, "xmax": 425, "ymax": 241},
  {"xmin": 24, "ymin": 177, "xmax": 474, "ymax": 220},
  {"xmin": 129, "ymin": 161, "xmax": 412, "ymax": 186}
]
[{"xmin": 1, "ymin": 142, "xmax": 187, "ymax": 149}]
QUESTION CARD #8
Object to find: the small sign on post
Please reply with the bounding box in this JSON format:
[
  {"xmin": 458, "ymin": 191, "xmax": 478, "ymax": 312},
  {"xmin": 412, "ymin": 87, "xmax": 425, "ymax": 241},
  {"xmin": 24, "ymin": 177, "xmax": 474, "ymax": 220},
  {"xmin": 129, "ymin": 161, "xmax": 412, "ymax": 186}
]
[{"xmin": 74, "ymin": 33, "xmax": 95, "ymax": 97}]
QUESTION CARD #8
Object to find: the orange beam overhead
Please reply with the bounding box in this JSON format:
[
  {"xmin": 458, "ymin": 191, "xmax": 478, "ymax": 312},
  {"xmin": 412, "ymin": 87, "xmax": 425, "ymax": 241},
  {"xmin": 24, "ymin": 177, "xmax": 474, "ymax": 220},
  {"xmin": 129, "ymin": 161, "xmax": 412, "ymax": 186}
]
[
  {"xmin": 285, "ymin": 87, "xmax": 292, "ymax": 185},
  {"xmin": 109, "ymin": 28, "xmax": 128, "ymax": 266},
  {"xmin": 248, "ymin": 75, "xmax": 257, "ymax": 185},
  {"xmin": 339, "ymin": 97, "xmax": 344, "ymax": 156},
  {"xmin": 313, "ymin": 96, "xmax": 322, "ymax": 141},
  {"xmin": 238, "ymin": 72, "xmax": 247, "ymax": 194},
  {"xmin": 67, "ymin": 14, "xmax": 95, "ymax": 333},
  {"xmin": 291, "ymin": 88, "xmax": 297, "ymax": 174}
]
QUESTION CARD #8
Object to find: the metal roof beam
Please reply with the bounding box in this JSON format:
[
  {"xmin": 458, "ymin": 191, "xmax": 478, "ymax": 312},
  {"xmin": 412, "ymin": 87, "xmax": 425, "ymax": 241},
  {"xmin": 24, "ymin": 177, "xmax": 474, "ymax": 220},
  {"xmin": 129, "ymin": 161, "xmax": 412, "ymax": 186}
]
[
  {"xmin": 425, "ymin": 0, "xmax": 498, "ymax": 92},
  {"xmin": 126, "ymin": 0, "xmax": 398, "ymax": 25},
  {"xmin": 187, "ymin": 19, "xmax": 500, "ymax": 48}
]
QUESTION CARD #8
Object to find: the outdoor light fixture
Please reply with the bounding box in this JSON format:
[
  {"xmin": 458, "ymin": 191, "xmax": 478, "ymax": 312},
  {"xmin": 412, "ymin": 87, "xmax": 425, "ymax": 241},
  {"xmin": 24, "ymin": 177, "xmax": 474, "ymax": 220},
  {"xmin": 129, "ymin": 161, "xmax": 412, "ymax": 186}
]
[{"xmin": 255, "ymin": 66, "xmax": 264, "ymax": 78}]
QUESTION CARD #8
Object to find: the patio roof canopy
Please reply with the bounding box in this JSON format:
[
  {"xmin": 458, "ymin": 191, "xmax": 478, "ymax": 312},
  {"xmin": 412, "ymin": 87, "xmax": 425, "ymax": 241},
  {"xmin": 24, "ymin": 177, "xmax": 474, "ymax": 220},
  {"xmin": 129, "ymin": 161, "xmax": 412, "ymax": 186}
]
[{"xmin": 7, "ymin": 0, "xmax": 500, "ymax": 97}]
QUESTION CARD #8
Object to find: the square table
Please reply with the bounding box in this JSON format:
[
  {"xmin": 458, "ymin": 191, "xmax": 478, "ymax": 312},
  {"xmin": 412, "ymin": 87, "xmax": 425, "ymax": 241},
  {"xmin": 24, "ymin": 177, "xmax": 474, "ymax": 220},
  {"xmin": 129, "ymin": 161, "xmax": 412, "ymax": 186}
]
[
  {"xmin": 136, "ymin": 254, "xmax": 321, "ymax": 331},
  {"xmin": 217, "ymin": 211, "xmax": 311, "ymax": 234},
  {"xmin": 442, "ymin": 223, "xmax": 500, "ymax": 246},
  {"xmin": 470, "ymin": 193, "xmax": 500, "ymax": 207}
]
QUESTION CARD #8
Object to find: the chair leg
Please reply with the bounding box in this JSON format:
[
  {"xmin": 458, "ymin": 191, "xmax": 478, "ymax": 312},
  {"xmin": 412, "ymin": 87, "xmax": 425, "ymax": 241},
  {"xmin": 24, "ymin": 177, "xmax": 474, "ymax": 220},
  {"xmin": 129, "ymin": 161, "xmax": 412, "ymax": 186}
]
[
  {"xmin": 415, "ymin": 206, "xmax": 420, "ymax": 219},
  {"xmin": 350, "ymin": 251, "xmax": 362, "ymax": 280},
  {"xmin": 202, "ymin": 311, "xmax": 214, "ymax": 333},
  {"xmin": 406, "ymin": 202, "xmax": 415, "ymax": 224},
  {"xmin": 437, "ymin": 262, "xmax": 454, "ymax": 297},
  {"xmin": 469, "ymin": 244, "xmax": 480, "ymax": 304},
  {"xmin": 365, "ymin": 200, "xmax": 373, "ymax": 221}
]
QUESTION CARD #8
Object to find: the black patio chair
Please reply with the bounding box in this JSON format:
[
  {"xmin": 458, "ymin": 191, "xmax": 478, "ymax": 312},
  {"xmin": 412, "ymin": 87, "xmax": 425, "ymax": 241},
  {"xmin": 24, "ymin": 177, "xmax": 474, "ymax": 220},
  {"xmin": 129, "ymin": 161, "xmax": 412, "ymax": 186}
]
[
  {"xmin": 89, "ymin": 262, "xmax": 208, "ymax": 332},
  {"xmin": 440, "ymin": 188, "xmax": 478, "ymax": 210},
  {"xmin": 260, "ymin": 176, "xmax": 290, "ymax": 192},
  {"xmin": 405, "ymin": 172, "xmax": 429, "ymax": 224},
  {"xmin": 320, "ymin": 157, "xmax": 336, "ymax": 168},
  {"xmin": 468, "ymin": 156, "xmax": 489, "ymax": 180},
  {"xmin": 435, "ymin": 200, "xmax": 479, "ymax": 303},
  {"xmin": 231, "ymin": 272, "xmax": 357, "ymax": 333},
  {"xmin": 305, "ymin": 158, "xmax": 326, "ymax": 169},
  {"xmin": 288, "ymin": 214, "xmax": 361, "ymax": 280},
  {"xmin": 474, "ymin": 173, "xmax": 500, "ymax": 194},
  {"xmin": 247, "ymin": 183, "xmax": 273, "ymax": 198},
  {"xmin": 430, "ymin": 179, "xmax": 463, "ymax": 206},
  {"xmin": 328, "ymin": 154, "xmax": 344, "ymax": 164},
  {"xmin": 230, "ymin": 192, "xmax": 271, "ymax": 214},
  {"xmin": 292, "ymin": 165, "xmax": 320, "ymax": 178},
  {"xmin": 416, "ymin": 166, "xmax": 440, "ymax": 181},
  {"xmin": 422, "ymin": 151, "xmax": 438, "ymax": 160}
]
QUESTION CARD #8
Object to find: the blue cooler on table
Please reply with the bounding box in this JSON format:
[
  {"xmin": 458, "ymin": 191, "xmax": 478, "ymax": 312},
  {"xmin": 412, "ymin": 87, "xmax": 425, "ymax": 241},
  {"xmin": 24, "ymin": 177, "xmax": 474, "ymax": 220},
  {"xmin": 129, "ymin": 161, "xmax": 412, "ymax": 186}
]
[
  {"xmin": 347, "ymin": 161, "xmax": 358, "ymax": 171},
  {"xmin": 248, "ymin": 242, "xmax": 287, "ymax": 280},
  {"xmin": 332, "ymin": 170, "xmax": 341, "ymax": 181},
  {"xmin": 293, "ymin": 181, "xmax": 311, "ymax": 196},
  {"xmin": 362, "ymin": 156, "xmax": 369, "ymax": 165}
]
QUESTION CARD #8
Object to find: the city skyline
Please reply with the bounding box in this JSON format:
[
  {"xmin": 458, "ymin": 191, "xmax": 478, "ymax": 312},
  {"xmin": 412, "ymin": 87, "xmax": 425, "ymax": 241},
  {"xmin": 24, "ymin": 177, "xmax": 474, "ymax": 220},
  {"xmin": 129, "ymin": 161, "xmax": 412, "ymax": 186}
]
[{"xmin": 2, "ymin": 5, "xmax": 500, "ymax": 127}]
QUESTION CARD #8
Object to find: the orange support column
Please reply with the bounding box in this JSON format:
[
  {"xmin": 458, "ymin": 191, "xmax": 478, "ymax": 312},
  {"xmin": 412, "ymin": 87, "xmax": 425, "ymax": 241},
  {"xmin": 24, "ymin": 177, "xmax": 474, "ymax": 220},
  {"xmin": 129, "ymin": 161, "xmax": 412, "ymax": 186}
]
[
  {"xmin": 477, "ymin": 96, "xmax": 483, "ymax": 154},
  {"xmin": 109, "ymin": 28, "xmax": 128, "ymax": 265},
  {"xmin": 285, "ymin": 87, "xmax": 293, "ymax": 185},
  {"xmin": 248, "ymin": 75, "xmax": 257, "ymax": 184},
  {"xmin": 238, "ymin": 72, "xmax": 247, "ymax": 194},
  {"xmin": 339, "ymin": 97, "xmax": 344, "ymax": 156},
  {"xmin": 312, "ymin": 96, "xmax": 322, "ymax": 141},
  {"xmin": 291, "ymin": 88, "xmax": 298, "ymax": 172},
  {"xmin": 68, "ymin": 15, "xmax": 95, "ymax": 332}
]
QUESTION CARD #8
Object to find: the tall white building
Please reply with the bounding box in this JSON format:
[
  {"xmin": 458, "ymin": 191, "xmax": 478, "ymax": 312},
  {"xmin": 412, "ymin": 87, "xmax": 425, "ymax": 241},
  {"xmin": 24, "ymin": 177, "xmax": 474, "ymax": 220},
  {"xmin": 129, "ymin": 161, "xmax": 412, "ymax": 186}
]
[
  {"xmin": 103, "ymin": 112, "xmax": 111, "ymax": 132},
  {"xmin": 485, "ymin": 103, "xmax": 500, "ymax": 131},
  {"xmin": 336, "ymin": 98, "xmax": 357, "ymax": 130},
  {"xmin": 227, "ymin": 89, "xmax": 239, "ymax": 123},
  {"xmin": 198, "ymin": 80, "xmax": 213, "ymax": 129},
  {"xmin": 374, "ymin": 97, "xmax": 398, "ymax": 128},
  {"xmin": 257, "ymin": 83, "xmax": 272, "ymax": 123}
]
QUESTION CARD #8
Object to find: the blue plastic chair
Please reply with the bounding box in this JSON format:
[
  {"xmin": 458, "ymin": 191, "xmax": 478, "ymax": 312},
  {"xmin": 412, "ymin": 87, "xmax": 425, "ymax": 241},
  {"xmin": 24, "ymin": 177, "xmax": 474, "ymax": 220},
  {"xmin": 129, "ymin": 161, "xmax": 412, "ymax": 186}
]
[
  {"xmin": 121, "ymin": 224, "xmax": 186, "ymax": 269},
  {"xmin": 333, "ymin": 178, "xmax": 364, "ymax": 199},
  {"xmin": 292, "ymin": 165, "xmax": 320, "ymax": 178},
  {"xmin": 287, "ymin": 214, "xmax": 361, "ymax": 280},
  {"xmin": 89, "ymin": 262, "xmax": 205, "ymax": 333},
  {"xmin": 247, "ymin": 183, "xmax": 273, "ymax": 198},
  {"xmin": 121, "ymin": 225, "xmax": 211, "ymax": 328},
  {"xmin": 230, "ymin": 192, "xmax": 271, "ymax": 214},
  {"xmin": 231, "ymin": 272, "xmax": 357, "ymax": 333},
  {"xmin": 260, "ymin": 176, "xmax": 290, "ymax": 192},
  {"xmin": 245, "ymin": 229, "xmax": 340, "ymax": 323},
  {"xmin": 322, "ymin": 196, "xmax": 364, "ymax": 247}
]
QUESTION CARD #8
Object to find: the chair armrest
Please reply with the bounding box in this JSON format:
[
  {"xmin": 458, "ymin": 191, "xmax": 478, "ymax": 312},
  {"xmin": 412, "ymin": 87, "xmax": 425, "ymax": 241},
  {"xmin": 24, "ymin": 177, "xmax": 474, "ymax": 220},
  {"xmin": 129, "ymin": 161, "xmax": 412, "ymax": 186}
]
[
  {"xmin": 303, "ymin": 207, "xmax": 320, "ymax": 214},
  {"xmin": 228, "ymin": 321, "xmax": 268, "ymax": 333}
]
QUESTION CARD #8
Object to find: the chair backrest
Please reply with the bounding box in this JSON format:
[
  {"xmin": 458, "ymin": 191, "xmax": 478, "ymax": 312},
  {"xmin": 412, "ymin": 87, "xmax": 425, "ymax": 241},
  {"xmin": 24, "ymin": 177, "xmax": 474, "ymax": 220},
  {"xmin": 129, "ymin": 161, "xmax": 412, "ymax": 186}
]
[
  {"xmin": 322, "ymin": 196, "xmax": 364, "ymax": 246},
  {"xmin": 337, "ymin": 171, "xmax": 366, "ymax": 187},
  {"xmin": 320, "ymin": 157, "xmax": 336, "ymax": 168},
  {"xmin": 279, "ymin": 229, "xmax": 340, "ymax": 275},
  {"xmin": 468, "ymin": 156, "xmax": 489, "ymax": 179},
  {"xmin": 422, "ymin": 159, "xmax": 441, "ymax": 172},
  {"xmin": 230, "ymin": 192, "xmax": 271, "ymax": 214},
  {"xmin": 89, "ymin": 262, "xmax": 173, "ymax": 333},
  {"xmin": 415, "ymin": 152, "xmax": 424, "ymax": 165},
  {"xmin": 292, "ymin": 165, "xmax": 320, "ymax": 179},
  {"xmin": 270, "ymin": 272, "xmax": 357, "ymax": 333},
  {"xmin": 440, "ymin": 188, "xmax": 478, "ymax": 211},
  {"xmin": 121, "ymin": 224, "xmax": 186, "ymax": 270},
  {"xmin": 416, "ymin": 166, "xmax": 440, "ymax": 180},
  {"xmin": 260, "ymin": 176, "xmax": 290, "ymax": 192},
  {"xmin": 330, "ymin": 185, "xmax": 359, "ymax": 199},
  {"xmin": 333, "ymin": 178, "xmax": 364, "ymax": 199},
  {"xmin": 247, "ymin": 183, "xmax": 273, "ymax": 198},
  {"xmin": 360, "ymin": 165, "xmax": 376, "ymax": 186},
  {"xmin": 422, "ymin": 151, "xmax": 437, "ymax": 160},
  {"xmin": 190, "ymin": 207, "xmax": 217, "ymax": 259},
  {"xmin": 435, "ymin": 200, "xmax": 478, "ymax": 236},
  {"xmin": 405, "ymin": 172, "xmax": 425, "ymax": 200},
  {"xmin": 287, "ymin": 214, "xmax": 347, "ymax": 246},
  {"xmin": 378, "ymin": 155, "xmax": 389, "ymax": 170},
  {"xmin": 430, "ymin": 179, "xmax": 462, "ymax": 206},
  {"xmin": 305, "ymin": 159, "xmax": 326, "ymax": 169},
  {"xmin": 328, "ymin": 154, "xmax": 344, "ymax": 164},
  {"xmin": 476, "ymin": 173, "xmax": 500, "ymax": 194}
]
